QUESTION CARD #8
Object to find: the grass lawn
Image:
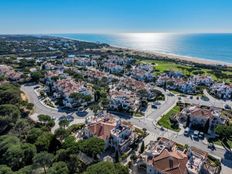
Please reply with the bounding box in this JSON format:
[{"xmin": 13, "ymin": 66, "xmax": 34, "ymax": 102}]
[
  {"xmin": 138, "ymin": 59, "xmax": 232, "ymax": 83},
  {"xmin": 158, "ymin": 105, "xmax": 181, "ymax": 132},
  {"xmin": 212, "ymin": 139, "xmax": 232, "ymax": 148}
]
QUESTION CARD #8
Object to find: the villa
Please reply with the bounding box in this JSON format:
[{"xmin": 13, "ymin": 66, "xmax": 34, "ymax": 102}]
[
  {"xmin": 136, "ymin": 137, "xmax": 188, "ymax": 174},
  {"xmin": 137, "ymin": 64, "xmax": 153, "ymax": 72},
  {"xmin": 102, "ymin": 62, "xmax": 123, "ymax": 74},
  {"xmin": 135, "ymin": 137, "xmax": 214, "ymax": 174},
  {"xmin": 109, "ymin": 89, "xmax": 141, "ymax": 112},
  {"xmin": 64, "ymin": 57, "xmax": 97, "ymax": 67},
  {"xmin": 119, "ymin": 77, "xmax": 147, "ymax": 92},
  {"xmin": 191, "ymin": 75, "xmax": 213, "ymax": 86},
  {"xmin": 106, "ymin": 55, "xmax": 134, "ymax": 65},
  {"xmin": 83, "ymin": 68, "xmax": 108, "ymax": 81},
  {"xmin": 52, "ymin": 78, "xmax": 93, "ymax": 107},
  {"xmin": 84, "ymin": 115, "xmax": 134, "ymax": 153},
  {"xmin": 0, "ymin": 65, "xmax": 23, "ymax": 81},
  {"xmin": 131, "ymin": 68, "xmax": 153, "ymax": 81},
  {"xmin": 156, "ymin": 75, "xmax": 196, "ymax": 94},
  {"xmin": 210, "ymin": 83, "xmax": 232, "ymax": 100},
  {"xmin": 186, "ymin": 146, "xmax": 208, "ymax": 174},
  {"xmin": 76, "ymin": 57, "xmax": 97, "ymax": 67},
  {"xmin": 179, "ymin": 105, "xmax": 227, "ymax": 134},
  {"xmin": 43, "ymin": 62, "xmax": 56, "ymax": 70}
]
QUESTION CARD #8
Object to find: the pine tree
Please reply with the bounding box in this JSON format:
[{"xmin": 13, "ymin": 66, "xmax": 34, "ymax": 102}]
[
  {"xmin": 115, "ymin": 150, "xmax": 119, "ymax": 163},
  {"xmin": 140, "ymin": 141, "xmax": 145, "ymax": 154}
]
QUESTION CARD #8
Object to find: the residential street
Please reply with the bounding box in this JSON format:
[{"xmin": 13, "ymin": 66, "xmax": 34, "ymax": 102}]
[{"xmin": 21, "ymin": 84, "xmax": 230, "ymax": 161}]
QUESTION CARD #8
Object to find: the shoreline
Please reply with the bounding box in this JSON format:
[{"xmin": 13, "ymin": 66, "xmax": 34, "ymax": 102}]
[{"xmin": 52, "ymin": 34, "xmax": 232, "ymax": 67}]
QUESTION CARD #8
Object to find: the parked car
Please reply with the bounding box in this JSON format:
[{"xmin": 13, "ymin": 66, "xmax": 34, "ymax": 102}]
[
  {"xmin": 208, "ymin": 143, "xmax": 215, "ymax": 150},
  {"xmin": 224, "ymin": 104, "xmax": 231, "ymax": 110},
  {"xmin": 184, "ymin": 127, "xmax": 190, "ymax": 136},
  {"xmin": 193, "ymin": 130, "xmax": 199, "ymax": 139},
  {"xmin": 198, "ymin": 132, "xmax": 204, "ymax": 139},
  {"xmin": 67, "ymin": 115, "xmax": 74, "ymax": 122},
  {"xmin": 153, "ymin": 101, "xmax": 161, "ymax": 105},
  {"xmin": 201, "ymin": 96, "xmax": 209, "ymax": 101},
  {"xmin": 34, "ymin": 85, "xmax": 40, "ymax": 89},
  {"xmin": 78, "ymin": 107, "xmax": 85, "ymax": 112},
  {"xmin": 58, "ymin": 115, "xmax": 66, "ymax": 121},
  {"xmin": 152, "ymin": 104, "xmax": 157, "ymax": 109}
]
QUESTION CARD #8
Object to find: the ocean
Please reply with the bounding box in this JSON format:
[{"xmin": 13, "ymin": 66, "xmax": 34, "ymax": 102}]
[{"xmin": 53, "ymin": 33, "xmax": 232, "ymax": 64}]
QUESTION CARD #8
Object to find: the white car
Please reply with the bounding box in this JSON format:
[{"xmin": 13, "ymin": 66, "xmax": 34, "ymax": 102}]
[
  {"xmin": 193, "ymin": 130, "xmax": 199, "ymax": 139},
  {"xmin": 184, "ymin": 127, "xmax": 190, "ymax": 136}
]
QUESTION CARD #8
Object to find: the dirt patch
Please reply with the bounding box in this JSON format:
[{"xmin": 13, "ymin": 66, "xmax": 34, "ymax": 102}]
[{"xmin": 21, "ymin": 92, "xmax": 28, "ymax": 101}]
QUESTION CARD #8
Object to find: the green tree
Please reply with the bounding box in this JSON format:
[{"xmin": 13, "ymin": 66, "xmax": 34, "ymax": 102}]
[
  {"xmin": 54, "ymin": 128, "xmax": 69, "ymax": 141},
  {"xmin": 11, "ymin": 119, "xmax": 32, "ymax": 140},
  {"xmin": 89, "ymin": 104, "xmax": 101, "ymax": 115},
  {"xmin": 0, "ymin": 165, "xmax": 13, "ymax": 174},
  {"xmin": 115, "ymin": 150, "xmax": 119, "ymax": 163},
  {"xmin": 0, "ymin": 104, "xmax": 20, "ymax": 133},
  {"xmin": 140, "ymin": 141, "xmax": 145, "ymax": 154},
  {"xmin": 54, "ymin": 150, "xmax": 83, "ymax": 174},
  {"xmin": 38, "ymin": 115, "xmax": 55, "ymax": 128},
  {"xmin": 67, "ymin": 154, "xmax": 83, "ymax": 173},
  {"xmin": 67, "ymin": 123, "xmax": 85, "ymax": 134},
  {"xmin": 70, "ymin": 92, "xmax": 92, "ymax": 103},
  {"xmin": 215, "ymin": 124, "xmax": 232, "ymax": 140},
  {"xmin": 35, "ymin": 132, "xmax": 54, "ymax": 152},
  {"xmin": 26, "ymin": 103, "xmax": 34, "ymax": 110},
  {"xmin": 101, "ymin": 98, "xmax": 109, "ymax": 109},
  {"xmin": 27, "ymin": 128, "xmax": 43, "ymax": 144},
  {"xmin": 0, "ymin": 83, "xmax": 21, "ymax": 105},
  {"xmin": 15, "ymin": 165, "xmax": 33, "ymax": 174},
  {"xmin": 0, "ymin": 135, "xmax": 36, "ymax": 171},
  {"xmin": 62, "ymin": 136, "xmax": 76, "ymax": 149},
  {"xmin": 33, "ymin": 152, "xmax": 54, "ymax": 174},
  {"xmin": 47, "ymin": 162, "xmax": 69, "ymax": 174},
  {"xmin": 78, "ymin": 137, "xmax": 105, "ymax": 158},
  {"xmin": 58, "ymin": 119, "xmax": 69, "ymax": 128},
  {"xmin": 84, "ymin": 161, "xmax": 129, "ymax": 174},
  {"xmin": 31, "ymin": 71, "xmax": 43, "ymax": 82},
  {"xmin": 38, "ymin": 114, "xmax": 52, "ymax": 123}
]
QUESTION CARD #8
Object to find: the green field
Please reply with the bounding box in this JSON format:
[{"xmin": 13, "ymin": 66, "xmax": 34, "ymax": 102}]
[
  {"xmin": 138, "ymin": 59, "xmax": 232, "ymax": 83},
  {"xmin": 158, "ymin": 105, "xmax": 181, "ymax": 132}
]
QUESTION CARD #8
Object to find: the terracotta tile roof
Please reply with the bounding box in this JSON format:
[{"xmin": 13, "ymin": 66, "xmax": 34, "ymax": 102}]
[
  {"xmin": 151, "ymin": 149, "xmax": 188, "ymax": 174},
  {"xmin": 189, "ymin": 106, "xmax": 213, "ymax": 118},
  {"xmin": 88, "ymin": 118, "xmax": 116, "ymax": 140}
]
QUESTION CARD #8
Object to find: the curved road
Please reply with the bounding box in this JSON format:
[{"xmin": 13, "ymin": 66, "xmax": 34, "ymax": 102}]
[
  {"xmin": 21, "ymin": 84, "xmax": 227, "ymax": 159},
  {"xmin": 21, "ymin": 85, "xmax": 67, "ymax": 117}
]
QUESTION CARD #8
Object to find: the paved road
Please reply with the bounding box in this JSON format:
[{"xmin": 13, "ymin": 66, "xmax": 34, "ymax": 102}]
[
  {"xmin": 21, "ymin": 84, "xmax": 228, "ymax": 159},
  {"xmin": 21, "ymin": 85, "xmax": 93, "ymax": 119},
  {"xmin": 203, "ymin": 89, "xmax": 232, "ymax": 108},
  {"xmin": 21, "ymin": 85, "xmax": 66, "ymax": 117},
  {"xmin": 145, "ymin": 87, "xmax": 177, "ymax": 122}
]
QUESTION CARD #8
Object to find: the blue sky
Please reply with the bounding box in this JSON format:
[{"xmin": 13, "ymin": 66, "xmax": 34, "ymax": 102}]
[{"xmin": 0, "ymin": 0, "xmax": 231, "ymax": 34}]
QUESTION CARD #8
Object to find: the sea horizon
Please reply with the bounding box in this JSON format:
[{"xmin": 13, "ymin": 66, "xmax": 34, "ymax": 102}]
[{"xmin": 52, "ymin": 33, "xmax": 232, "ymax": 64}]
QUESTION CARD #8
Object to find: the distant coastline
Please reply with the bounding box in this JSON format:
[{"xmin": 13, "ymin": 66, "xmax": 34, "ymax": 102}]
[{"xmin": 52, "ymin": 34, "xmax": 232, "ymax": 67}]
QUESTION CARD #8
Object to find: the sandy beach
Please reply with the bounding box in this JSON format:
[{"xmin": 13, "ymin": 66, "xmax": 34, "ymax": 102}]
[
  {"xmin": 57, "ymin": 35, "xmax": 232, "ymax": 67},
  {"xmin": 107, "ymin": 46, "xmax": 232, "ymax": 67}
]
